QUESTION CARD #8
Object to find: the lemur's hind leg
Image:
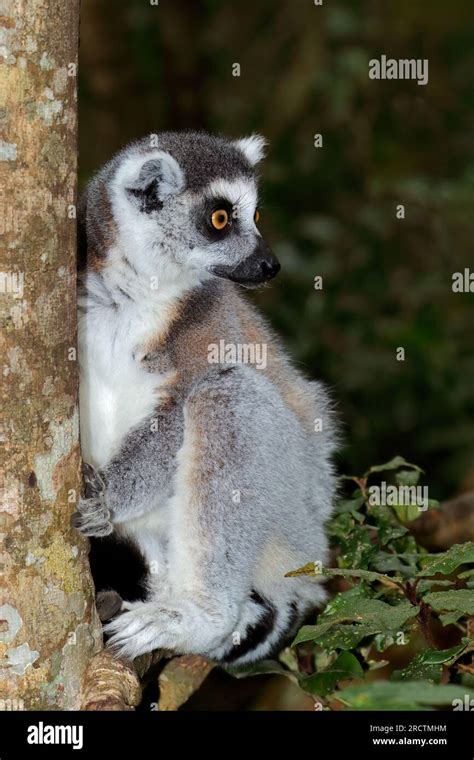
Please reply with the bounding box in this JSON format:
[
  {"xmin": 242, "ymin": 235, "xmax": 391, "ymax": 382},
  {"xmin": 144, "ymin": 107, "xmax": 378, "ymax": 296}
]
[{"xmin": 105, "ymin": 367, "xmax": 299, "ymax": 663}]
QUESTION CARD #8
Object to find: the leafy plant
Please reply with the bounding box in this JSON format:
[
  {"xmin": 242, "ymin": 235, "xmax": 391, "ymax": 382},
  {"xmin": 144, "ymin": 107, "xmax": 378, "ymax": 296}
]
[{"xmin": 229, "ymin": 457, "xmax": 474, "ymax": 710}]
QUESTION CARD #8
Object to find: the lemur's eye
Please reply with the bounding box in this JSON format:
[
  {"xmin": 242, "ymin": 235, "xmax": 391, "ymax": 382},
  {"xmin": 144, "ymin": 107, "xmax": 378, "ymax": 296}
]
[
  {"xmin": 211, "ymin": 209, "xmax": 229, "ymax": 230},
  {"xmin": 254, "ymin": 209, "xmax": 260, "ymax": 224}
]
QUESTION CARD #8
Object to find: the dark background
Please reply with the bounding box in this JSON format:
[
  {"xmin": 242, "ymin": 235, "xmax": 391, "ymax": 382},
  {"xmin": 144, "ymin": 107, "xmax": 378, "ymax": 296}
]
[{"xmin": 79, "ymin": 0, "xmax": 474, "ymax": 508}]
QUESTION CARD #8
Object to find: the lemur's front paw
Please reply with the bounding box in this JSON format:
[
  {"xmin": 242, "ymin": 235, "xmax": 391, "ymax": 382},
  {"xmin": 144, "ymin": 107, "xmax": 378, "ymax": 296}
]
[
  {"xmin": 71, "ymin": 496, "xmax": 113, "ymax": 537},
  {"xmin": 82, "ymin": 462, "xmax": 106, "ymax": 498},
  {"xmin": 71, "ymin": 463, "xmax": 113, "ymax": 537}
]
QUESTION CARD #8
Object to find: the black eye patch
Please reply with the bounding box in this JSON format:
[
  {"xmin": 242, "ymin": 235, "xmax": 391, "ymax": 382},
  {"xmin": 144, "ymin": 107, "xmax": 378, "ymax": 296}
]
[{"xmin": 197, "ymin": 197, "xmax": 236, "ymax": 240}]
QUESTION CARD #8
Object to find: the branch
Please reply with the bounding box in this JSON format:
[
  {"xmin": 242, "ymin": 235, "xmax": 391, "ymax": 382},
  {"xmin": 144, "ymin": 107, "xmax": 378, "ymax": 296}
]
[
  {"xmin": 80, "ymin": 651, "xmax": 142, "ymax": 711},
  {"xmin": 157, "ymin": 655, "xmax": 213, "ymax": 711}
]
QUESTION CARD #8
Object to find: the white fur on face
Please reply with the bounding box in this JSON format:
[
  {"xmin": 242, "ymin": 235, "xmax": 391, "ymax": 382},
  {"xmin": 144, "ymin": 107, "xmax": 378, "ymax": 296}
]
[
  {"xmin": 107, "ymin": 150, "xmax": 189, "ymax": 284},
  {"xmin": 204, "ymin": 177, "xmax": 259, "ymax": 227}
]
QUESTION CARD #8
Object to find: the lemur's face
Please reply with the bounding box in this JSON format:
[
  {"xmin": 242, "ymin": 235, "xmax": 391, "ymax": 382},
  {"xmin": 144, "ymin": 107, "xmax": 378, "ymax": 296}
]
[{"xmin": 109, "ymin": 132, "xmax": 280, "ymax": 288}]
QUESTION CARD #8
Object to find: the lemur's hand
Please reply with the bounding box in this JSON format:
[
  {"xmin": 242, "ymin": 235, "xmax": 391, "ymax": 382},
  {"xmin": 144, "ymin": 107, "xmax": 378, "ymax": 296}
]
[{"xmin": 71, "ymin": 463, "xmax": 113, "ymax": 537}]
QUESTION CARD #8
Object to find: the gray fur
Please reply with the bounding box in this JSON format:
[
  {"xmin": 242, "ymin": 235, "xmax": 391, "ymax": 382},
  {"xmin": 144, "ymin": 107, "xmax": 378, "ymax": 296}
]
[
  {"xmin": 137, "ymin": 131, "xmax": 255, "ymax": 192},
  {"xmin": 76, "ymin": 131, "xmax": 338, "ymax": 665}
]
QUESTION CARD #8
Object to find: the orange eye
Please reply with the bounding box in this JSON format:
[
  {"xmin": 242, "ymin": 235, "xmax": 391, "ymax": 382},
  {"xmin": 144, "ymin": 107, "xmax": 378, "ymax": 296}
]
[
  {"xmin": 254, "ymin": 209, "xmax": 260, "ymax": 223},
  {"xmin": 211, "ymin": 209, "xmax": 229, "ymax": 230}
]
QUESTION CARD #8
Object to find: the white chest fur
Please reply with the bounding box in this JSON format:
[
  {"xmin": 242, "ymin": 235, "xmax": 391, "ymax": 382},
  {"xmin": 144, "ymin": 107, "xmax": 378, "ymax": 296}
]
[
  {"xmin": 78, "ymin": 262, "xmax": 202, "ymax": 470},
  {"xmin": 79, "ymin": 310, "xmax": 162, "ymax": 468},
  {"xmin": 78, "ymin": 294, "xmax": 164, "ymax": 470}
]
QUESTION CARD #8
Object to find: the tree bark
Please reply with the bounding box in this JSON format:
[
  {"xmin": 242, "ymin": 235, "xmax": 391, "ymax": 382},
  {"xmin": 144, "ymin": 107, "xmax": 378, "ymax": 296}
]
[{"xmin": 0, "ymin": 0, "xmax": 103, "ymax": 710}]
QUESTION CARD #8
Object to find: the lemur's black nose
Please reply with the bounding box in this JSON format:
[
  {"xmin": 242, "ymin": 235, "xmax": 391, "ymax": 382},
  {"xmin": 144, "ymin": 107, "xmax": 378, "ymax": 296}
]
[
  {"xmin": 255, "ymin": 237, "xmax": 280, "ymax": 281},
  {"xmin": 260, "ymin": 259, "xmax": 281, "ymax": 280},
  {"xmin": 209, "ymin": 237, "xmax": 281, "ymax": 287}
]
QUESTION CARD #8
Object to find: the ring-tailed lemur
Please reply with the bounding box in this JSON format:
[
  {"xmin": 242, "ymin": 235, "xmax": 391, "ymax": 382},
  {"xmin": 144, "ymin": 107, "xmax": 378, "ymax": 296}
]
[{"xmin": 74, "ymin": 131, "xmax": 338, "ymax": 665}]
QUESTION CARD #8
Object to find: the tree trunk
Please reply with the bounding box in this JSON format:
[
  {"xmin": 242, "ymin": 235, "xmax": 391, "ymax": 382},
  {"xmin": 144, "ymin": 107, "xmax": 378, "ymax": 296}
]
[
  {"xmin": 0, "ymin": 1, "xmax": 206, "ymax": 713},
  {"xmin": 0, "ymin": 0, "xmax": 103, "ymax": 710}
]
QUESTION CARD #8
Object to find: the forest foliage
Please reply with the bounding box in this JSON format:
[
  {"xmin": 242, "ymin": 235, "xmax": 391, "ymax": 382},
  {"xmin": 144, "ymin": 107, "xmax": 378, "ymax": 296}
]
[
  {"xmin": 77, "ymin": 0, "xmax": 474, "ymax": 709},
  {"xmin": 231, "ymin": 458, "xmax": 474, "ymax": 710}
]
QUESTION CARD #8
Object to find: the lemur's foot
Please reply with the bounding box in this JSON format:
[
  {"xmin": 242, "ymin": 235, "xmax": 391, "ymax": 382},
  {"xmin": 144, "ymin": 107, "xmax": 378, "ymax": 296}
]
[
  {"xmin": 71, "ymin": 463, "xmax": 113, "ymax": 537},
  {"xmin": 104, "ymin": 601, "xmax": 179, "ymax": 659},
  {"xmin": 96, "ymin": 590, "xmax": 124, "ymax": 621}
]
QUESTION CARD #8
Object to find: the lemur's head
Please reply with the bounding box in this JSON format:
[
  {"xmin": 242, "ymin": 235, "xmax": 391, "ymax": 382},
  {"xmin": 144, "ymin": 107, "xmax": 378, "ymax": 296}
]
[{"xmin": 83, "ymin": 131, "xmax": 280, "ymax": 288}]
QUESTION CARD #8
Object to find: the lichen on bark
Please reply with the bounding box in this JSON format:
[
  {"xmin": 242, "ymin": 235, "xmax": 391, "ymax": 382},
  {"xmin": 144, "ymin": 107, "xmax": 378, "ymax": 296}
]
[{"xmin": 0, "ymin": 0, "xmax": 103, "ymax": 710}]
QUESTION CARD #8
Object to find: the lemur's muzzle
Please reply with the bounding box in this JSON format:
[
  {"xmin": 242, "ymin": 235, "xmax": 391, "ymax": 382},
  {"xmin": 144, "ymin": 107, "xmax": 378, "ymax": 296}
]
[{"xmin": 210, "ymin": 239, "xmax": 280, "ymax": 287}]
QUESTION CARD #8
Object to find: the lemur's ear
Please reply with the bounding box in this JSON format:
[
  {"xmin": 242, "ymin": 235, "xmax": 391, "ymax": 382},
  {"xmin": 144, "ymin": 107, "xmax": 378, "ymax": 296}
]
[
  {"xmin": 125, "ymin": 152, "xmax": 184, "ymax": 211},
  {"xmin": 234, "ymin": 134, "xmax": 267, "ymax": 166}
]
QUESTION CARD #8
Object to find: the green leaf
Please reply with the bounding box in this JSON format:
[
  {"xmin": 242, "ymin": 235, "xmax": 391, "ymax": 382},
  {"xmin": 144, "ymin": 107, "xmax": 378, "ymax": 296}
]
[
  {"xmin": 286, "ymin": 565, "xmax": 403, "ymax": 587},
  {"xmin": 367, "ymin": 505, "xmax": 408, "ymax": 545},
  {"xmin": 371, "ymin": 551, "xmax": 420, "ymax": 579},
  {"xmin": 322, "ymin": 589, "xmax": 416, "ymax": 627},
  {"xmin": 424, "ymin": 589, "xmax": 474, "ymax": 616},
  {"xmin": 300, "ymin": 651, "xmax": 363, "ymax": 696},
  {"xmin": 417, "ymin": 579, "xmax": 456, "ymax": 594},
  {"xmin": 365, "ymin": 457, "xmax": 423, "ymax": 477},
  {"xmin": 337, "ymin": 526, "xmax": 377, "ymax": 569},
  {"xmin": 292, "ymin": 589, "xmax": 418, "ymax": 651},
  {"xmin": 391, "ymin": 502, "xmax": 423, "ymax": 525},
  {"xmin": 331, "ymin": 680, "xmax": 474, "ymax": 711},
  {"xmin": 335, "ymin": 495, "xmax": 365, "ymax": 517},
  {"xmin": 326, "ymin": 512, "xmax": 355, "ymax": 540},
  {"xmin": 395, "ymin": 469, "xmax": 421, "ymax": 487},
  {"xmin": 439, "ymin": 611, "xmax": 466, "ymax": 626},
  {"xmin": 418, "ymin": 543, "xmax": 474, "ymax": 577},
  {"xmin": 226, "ymin": 659, "xmax": 297, "ymax": 683},
  {"xmin": 307, "ymin": 623, "xmax": 381, "ymax": 650},
  {"xmin": 324, "ymin": 567, "xmax": 403, "ymax": 588},
  {"xmin": 392, "ymin": 643, "xmax": 467, "ymax": 683}
]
